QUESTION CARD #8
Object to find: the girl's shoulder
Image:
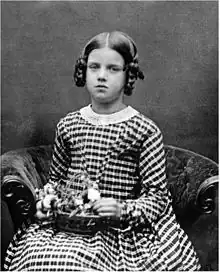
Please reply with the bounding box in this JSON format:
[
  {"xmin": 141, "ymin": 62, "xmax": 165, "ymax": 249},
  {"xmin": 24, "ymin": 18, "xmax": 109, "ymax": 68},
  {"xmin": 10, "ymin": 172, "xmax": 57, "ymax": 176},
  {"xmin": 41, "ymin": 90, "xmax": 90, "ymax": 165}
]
[
  {"xmin": 132, "ymin": 111, "xmax": 161, "ymax": 137},
  {"xmin": 57, "ymin": 110, "xmax": 81, "ymax": 125},
  {"xmin": 55, "ymin": 110, "xmax": 82, "ymax": 136}
]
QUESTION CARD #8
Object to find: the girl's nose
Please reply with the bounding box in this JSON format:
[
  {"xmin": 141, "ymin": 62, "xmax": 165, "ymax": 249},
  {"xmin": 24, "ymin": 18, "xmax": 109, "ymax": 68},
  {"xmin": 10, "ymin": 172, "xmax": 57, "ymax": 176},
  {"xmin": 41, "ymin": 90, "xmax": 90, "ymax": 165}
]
[{"xmin": 97, "ymin": 67, "xmax": 107, "ymax": 81}]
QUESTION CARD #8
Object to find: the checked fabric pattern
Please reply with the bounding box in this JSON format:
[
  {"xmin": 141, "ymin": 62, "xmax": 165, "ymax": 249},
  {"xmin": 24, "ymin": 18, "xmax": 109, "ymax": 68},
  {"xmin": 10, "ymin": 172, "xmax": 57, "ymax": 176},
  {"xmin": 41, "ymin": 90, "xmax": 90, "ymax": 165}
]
[{"xmin": 4, "ymin": 105, "xmax": 201, "ymax": 271}]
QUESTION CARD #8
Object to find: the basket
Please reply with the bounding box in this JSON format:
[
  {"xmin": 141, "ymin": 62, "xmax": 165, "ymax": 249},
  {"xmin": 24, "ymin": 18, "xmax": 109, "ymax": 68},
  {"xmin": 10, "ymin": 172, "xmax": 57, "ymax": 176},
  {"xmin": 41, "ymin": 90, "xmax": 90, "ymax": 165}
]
[
  {"xmin": 41, "ymin": 172, "xmax": 120, "ymax": 234},
  {"xmin": 55, "ymin": 213, "xmax": 120, "ymax": 235}
]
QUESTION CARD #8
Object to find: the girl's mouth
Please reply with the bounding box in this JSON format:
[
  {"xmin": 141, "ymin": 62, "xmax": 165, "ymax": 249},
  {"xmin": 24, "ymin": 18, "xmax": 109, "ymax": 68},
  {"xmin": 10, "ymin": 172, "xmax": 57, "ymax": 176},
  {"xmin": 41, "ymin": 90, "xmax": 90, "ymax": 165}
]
[{"xmin": 95, "ymin": 85, "xmax": 108, "ymax": 89}]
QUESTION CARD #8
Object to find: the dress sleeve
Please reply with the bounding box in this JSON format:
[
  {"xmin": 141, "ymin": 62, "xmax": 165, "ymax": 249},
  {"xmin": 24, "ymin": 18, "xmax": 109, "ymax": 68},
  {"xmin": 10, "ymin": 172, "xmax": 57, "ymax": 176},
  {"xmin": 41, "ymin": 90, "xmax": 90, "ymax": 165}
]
[
  {"xmin": 120, "ymin": 127, "xmax": 170, "ymax": 228},
  {"xmin": 48, "ymin": 118, "xmax": 71, "ymax": 185}
]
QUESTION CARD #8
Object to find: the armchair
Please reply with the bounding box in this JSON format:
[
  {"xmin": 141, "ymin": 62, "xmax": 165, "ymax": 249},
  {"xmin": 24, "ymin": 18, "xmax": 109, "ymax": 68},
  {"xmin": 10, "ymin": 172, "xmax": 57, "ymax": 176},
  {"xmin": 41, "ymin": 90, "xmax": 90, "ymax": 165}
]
[{"xmin": 1, "ymin": 144, "xmax": 218, "ymax": 270}]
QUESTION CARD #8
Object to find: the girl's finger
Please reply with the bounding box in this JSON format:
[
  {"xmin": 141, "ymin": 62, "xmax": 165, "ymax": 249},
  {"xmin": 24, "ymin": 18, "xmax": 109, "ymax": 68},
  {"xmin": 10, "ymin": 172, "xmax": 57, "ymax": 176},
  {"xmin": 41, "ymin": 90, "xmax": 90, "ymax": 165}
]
[
  {"xmin": 92, "ymin": 198, "xmax": 117, "ymax": 210},
  {"xmin": 95, "ymin": 205, "xmax": 116, "ymax": 212},
  {"xmin": 99, "ymin": 212, "xmax": 116, "ymax": 217}
]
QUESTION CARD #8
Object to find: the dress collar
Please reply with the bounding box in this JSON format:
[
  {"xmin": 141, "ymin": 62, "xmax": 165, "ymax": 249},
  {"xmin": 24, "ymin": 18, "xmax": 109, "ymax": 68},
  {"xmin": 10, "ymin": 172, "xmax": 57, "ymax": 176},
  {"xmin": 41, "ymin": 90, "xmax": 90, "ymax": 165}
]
[{"xmin": 80, "ymin": 104, "xmax": 138, "ymax": 126}]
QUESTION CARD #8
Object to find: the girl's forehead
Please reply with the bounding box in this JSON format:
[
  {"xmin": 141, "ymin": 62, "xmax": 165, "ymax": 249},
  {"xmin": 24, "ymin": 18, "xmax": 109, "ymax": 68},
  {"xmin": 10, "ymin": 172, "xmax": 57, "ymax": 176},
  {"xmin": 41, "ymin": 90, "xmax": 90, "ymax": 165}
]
[{"xmin": 87, "ymin": 47, "xmax": 124, "ymax": 65}]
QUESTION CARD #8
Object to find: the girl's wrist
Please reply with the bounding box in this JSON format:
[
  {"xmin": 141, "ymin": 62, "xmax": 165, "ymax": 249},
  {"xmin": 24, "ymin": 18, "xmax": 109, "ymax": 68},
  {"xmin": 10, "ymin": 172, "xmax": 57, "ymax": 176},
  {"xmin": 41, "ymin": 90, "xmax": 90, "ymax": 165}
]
[
  {"xmin": 116, "ymin": 202, "xmax": 126, "ymax": 220},
  {"xmin": 118, "ymin": 202, "xmax": 127, "ymax": 222}
]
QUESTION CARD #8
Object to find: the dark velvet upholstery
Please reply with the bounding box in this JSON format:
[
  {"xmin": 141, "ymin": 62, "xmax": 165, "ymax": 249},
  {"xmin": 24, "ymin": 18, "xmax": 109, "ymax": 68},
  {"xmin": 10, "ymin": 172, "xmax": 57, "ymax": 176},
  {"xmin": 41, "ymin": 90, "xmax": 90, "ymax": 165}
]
[
  {"xmin": 1, "ymin": 145, "xmax": 218, "ymax": 270},
  {"xmin": 1, "ymin": 200, "xmax": 14, "ymax": 270}
]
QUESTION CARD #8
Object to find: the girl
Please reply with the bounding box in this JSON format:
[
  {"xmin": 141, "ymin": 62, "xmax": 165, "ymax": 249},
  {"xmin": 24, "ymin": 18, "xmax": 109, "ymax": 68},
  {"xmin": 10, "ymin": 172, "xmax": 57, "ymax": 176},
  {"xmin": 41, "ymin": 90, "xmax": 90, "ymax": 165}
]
[{"xmin": 4, "ymin": 31, "xmax": 201, "ymax": 271}]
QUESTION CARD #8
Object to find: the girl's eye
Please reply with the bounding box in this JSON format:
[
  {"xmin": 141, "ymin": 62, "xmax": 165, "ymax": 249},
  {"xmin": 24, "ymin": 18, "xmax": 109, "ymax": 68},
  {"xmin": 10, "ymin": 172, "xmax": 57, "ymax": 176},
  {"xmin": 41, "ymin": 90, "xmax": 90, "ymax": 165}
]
[
  {"xmin": 108, "ymin": 66, "xmax": 124, "ymax": 73},
  {"xmin": 110, "ymin": 67, "xmax": 120, "ymax": 72},
  {"xmin": 88, "ymin": 64, "xmax": 99, "ymax": 70}
]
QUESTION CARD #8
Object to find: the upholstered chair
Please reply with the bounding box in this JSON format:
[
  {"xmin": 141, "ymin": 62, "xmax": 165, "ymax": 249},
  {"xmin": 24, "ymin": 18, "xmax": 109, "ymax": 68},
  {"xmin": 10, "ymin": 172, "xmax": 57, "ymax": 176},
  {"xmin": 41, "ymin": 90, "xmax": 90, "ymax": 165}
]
[{"xmin": 1, "ymin": 145, "xmax": 218, "ymax": 270}]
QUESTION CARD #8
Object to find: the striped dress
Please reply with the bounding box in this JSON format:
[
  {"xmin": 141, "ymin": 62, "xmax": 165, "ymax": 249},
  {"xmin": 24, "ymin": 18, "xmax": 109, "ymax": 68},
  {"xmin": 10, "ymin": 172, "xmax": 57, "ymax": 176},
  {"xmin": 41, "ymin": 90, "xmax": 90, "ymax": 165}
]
[{"xmin": 4, "ymin": 105, "xmax": 201, "ymax": 271}]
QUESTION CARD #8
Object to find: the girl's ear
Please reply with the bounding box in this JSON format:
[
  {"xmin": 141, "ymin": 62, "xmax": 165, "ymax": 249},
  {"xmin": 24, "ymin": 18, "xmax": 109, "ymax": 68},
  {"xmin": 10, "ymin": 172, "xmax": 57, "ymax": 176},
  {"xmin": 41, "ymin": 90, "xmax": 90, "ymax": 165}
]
[{"xmin": 73, "ymin": 57, "xmax": 87, "ymax": 87}]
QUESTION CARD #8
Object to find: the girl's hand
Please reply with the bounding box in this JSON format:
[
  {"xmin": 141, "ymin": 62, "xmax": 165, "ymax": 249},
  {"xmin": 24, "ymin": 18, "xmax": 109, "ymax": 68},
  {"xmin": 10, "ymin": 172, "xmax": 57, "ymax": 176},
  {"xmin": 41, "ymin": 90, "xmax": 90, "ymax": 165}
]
[
  {"xmin": 92, "ymin": 198, "xmax": 122, "ymax": 219},
  {"xmin": 35, "ymin": 195, "xmax": 57, "ymax": 221}
]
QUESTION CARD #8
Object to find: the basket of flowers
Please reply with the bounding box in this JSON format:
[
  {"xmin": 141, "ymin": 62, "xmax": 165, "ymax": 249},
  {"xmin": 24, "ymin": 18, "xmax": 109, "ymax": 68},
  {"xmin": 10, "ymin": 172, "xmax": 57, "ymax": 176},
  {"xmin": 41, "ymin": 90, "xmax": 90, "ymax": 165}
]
[{"xmin": 35, "ymin": 172, "xmax": 119, "ymax": 234}]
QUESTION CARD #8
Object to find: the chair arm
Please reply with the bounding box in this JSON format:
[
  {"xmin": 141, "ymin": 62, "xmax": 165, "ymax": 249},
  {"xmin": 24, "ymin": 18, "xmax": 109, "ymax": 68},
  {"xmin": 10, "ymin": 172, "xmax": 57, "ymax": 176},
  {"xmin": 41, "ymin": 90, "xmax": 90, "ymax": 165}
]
[
  {"xmin": 195, "ymin": 175, "xmax": 218, "ymax": 214},
  {"xmin": 1, "ymin": 146, "xmax": 53, "ymax": 230},
  {"xmin": 165, "ymin": 146, "xmax": 218, "ymax": 228},
  {"xmin": 1, "ymin": 175, "xmax": 37, "ymax": 230}
]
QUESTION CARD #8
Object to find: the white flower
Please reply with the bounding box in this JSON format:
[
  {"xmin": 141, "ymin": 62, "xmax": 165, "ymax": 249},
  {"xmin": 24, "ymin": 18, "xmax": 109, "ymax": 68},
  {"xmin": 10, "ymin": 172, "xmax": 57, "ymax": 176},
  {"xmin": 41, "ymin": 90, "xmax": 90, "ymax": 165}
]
[{"xmin": 88, "ymin": 188, "xmax": 101, "ymax": 202}]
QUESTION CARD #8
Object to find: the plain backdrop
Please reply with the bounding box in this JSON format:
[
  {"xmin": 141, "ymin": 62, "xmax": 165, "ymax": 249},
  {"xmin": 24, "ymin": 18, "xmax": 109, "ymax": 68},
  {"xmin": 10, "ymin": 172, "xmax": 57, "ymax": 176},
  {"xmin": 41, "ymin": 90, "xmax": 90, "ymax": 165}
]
[{"xmin": 1, "ymin": 1, "xmax": 218, "ymax": 162}]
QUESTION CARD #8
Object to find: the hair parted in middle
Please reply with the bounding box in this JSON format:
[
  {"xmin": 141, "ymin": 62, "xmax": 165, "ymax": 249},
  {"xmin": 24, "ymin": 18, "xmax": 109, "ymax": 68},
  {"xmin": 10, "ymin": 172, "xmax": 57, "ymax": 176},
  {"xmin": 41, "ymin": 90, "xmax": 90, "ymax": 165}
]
[{"xmin": 73, "ymin": 31, "xmax": 144, "ymax": 96}]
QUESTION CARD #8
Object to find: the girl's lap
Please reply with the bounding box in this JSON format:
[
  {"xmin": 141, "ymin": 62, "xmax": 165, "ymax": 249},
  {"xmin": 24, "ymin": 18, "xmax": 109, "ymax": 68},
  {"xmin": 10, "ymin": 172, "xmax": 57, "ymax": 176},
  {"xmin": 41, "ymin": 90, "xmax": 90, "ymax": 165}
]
[{"xmin": 6, "ymin": 222, "xmax": 199, "ymax": 271}]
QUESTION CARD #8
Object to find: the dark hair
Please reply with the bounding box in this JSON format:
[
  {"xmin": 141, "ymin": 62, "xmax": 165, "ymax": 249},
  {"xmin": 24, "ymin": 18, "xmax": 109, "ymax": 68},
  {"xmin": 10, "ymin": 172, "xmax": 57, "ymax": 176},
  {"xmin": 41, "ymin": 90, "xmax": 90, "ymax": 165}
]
[{"xmin": 73, "ymin": 31, "xmax": 144, "ymax": 96}]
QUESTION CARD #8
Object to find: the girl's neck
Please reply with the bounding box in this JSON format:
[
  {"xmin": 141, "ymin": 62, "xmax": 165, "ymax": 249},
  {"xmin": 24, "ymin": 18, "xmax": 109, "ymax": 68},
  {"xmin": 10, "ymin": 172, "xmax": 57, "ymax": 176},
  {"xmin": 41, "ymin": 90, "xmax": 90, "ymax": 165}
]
[{"xmin": 91, "ymin": 102, "xmax": 127, "ymax": 115}]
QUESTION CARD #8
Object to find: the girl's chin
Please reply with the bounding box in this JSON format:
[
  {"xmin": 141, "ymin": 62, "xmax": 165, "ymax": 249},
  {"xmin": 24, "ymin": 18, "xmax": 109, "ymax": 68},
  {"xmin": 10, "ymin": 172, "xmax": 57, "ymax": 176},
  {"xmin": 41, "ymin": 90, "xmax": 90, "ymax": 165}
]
[
  {"xmin": 92, "ymin": 94, "xmax": 110, "ymax": 103},
  {"xmin": 94, "ymin": 99, "xmax": 111, "ymax": 105}
]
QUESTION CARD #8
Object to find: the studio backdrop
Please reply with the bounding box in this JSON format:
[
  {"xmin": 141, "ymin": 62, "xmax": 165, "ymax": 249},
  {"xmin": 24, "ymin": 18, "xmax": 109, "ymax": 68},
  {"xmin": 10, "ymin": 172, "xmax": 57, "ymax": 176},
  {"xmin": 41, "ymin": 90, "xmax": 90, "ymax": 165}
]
[{"xmin": 1, "ymin": 1, "xmax": 218, "ymax": 162}]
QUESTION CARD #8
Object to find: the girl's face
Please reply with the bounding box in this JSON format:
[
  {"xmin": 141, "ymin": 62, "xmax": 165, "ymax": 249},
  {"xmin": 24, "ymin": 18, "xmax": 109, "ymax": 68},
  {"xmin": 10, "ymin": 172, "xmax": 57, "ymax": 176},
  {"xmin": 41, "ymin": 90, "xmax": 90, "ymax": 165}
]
[{"xmin": 86, "ymin": 47, "xmax": 126, "ymax": 107}]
